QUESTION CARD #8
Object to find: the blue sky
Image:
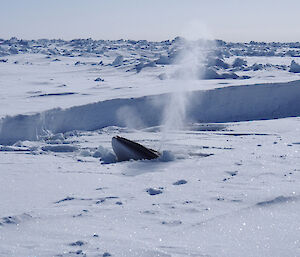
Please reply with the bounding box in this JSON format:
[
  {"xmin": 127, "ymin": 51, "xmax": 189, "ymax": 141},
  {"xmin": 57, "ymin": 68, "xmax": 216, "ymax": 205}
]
[{"xmin": 1, "ymin": 0, "xmax": 300, "ymax": 42}]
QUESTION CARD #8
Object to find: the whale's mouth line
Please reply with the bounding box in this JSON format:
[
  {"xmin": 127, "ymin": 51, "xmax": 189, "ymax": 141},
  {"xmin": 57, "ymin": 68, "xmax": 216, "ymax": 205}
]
[{"xmin": 111, "ymin": 136, "xmax": 160, "ymax": 162}]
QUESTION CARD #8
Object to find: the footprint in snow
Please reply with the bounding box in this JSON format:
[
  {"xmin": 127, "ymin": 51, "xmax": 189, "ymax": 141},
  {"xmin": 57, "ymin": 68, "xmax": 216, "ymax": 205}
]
[
  {"xmin": 161, "ymin": 220, "xmax": 182, "ymax": 226},
  {"xmin": 68, "ymin": 250, "xmax": 86, "ymax": 256},
  {"xmin": 226, "ymin": 171, "xmax": 238, "ymax": 176},
  {"xmin": 69, "ymin": 240, "xmax": 86, "ymax": 247},
  {"xmin": 0, "ymin": 213, "xmax": 32, "ymax": 226},
  {"xmin": 146, "ymin": 188, "xmax": 163, "ymax": 195},
  {"xmin": 172, "ymin": 179, "xmax": 187, "ymax": 185},
  {"xmin": 223, "ymin": 171, "xmax": 239, "ymax": 181}
]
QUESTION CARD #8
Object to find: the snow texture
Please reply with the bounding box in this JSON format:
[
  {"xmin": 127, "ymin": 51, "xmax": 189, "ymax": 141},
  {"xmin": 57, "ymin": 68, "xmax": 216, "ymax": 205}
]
[{"xmin": 1, "ymin": 37, "xmax": 300, "ymax": 257}]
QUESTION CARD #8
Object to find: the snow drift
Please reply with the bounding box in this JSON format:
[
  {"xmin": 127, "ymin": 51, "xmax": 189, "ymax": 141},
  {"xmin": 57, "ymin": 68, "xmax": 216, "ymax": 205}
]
[
  {"xmin": 289, "ymin": 60, "xmax": 300, "ymax": 73},
  {"xmin": 1, "ymin": 80, "xmax": 300, "ymax": 145}
]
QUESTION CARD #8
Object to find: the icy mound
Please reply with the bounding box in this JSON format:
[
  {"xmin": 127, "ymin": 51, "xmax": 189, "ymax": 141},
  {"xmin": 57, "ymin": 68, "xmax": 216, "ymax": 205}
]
[
  {"xmin": 1, "ymin": 80, "xmax": 300, "ymax": 145},
  {"xmin": 202, "ymin": 67, "xmax": 240, "ymax": 80},
  {"xmin": 155, "ymin": 54, "xmax": 176, "ymax": 65},
  {"xmin": 111, "ymin": 55, "xmax": 124, "ymax": 67},
  {"xmin": 232, "ymin": 58, "xmax": 247, "ymax": 68},
  {"xmin": 94, "ymin": 145, "xmax": 117, "ymax": 164},
  {"xmin": 289, "ymin": 60, "xmax": 300, "ymax": 73},
  {"xmin": 207, "ymin": 58, "xmax": 230, "ymax": 69}
]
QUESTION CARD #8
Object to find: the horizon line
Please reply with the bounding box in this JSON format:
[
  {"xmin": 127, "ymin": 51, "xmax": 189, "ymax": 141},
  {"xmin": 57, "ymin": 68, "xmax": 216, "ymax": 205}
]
[{"xmin": 1, "ymin": 36, "xmax": 300, "ymax": 44}]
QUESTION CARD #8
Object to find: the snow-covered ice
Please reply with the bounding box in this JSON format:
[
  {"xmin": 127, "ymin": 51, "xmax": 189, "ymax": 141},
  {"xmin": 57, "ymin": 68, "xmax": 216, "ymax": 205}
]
[{"xmin": 0, "ymin": 37, "xmax": 300, "ymax": 257}]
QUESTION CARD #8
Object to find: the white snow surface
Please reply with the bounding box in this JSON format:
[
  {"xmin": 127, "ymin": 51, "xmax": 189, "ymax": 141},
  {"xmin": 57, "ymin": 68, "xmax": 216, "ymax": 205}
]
[{"xmin": 1, "ymin": 38, "xmax": 300, "ymax": 257}]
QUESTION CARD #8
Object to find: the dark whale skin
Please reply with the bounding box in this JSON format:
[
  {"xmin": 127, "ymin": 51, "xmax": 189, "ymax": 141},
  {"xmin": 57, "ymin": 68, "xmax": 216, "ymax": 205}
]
[{"xmin": 112, "ymin": 136, "xmax": 160, "ymax": 162}]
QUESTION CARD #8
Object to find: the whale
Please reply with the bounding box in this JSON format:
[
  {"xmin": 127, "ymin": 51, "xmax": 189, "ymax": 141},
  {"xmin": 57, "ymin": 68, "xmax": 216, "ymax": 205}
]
[{"xmin": 111, "ymin": 136, "xmax": 160, "ymax": 162}]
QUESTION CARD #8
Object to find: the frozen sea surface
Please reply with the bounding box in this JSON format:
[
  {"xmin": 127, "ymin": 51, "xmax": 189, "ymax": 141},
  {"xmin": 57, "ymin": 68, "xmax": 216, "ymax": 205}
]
[{"xmin": 0, "ymin": 38, "xmax": 300, "ymax": 257}]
